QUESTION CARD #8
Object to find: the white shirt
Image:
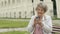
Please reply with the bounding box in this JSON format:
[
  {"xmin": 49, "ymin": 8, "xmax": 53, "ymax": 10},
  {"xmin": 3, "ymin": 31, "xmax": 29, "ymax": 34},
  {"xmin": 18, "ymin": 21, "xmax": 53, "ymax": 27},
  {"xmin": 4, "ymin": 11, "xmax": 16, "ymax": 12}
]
[{"xmin": 27, "ymin": 15, "xmax": 52, "ymax": 34}]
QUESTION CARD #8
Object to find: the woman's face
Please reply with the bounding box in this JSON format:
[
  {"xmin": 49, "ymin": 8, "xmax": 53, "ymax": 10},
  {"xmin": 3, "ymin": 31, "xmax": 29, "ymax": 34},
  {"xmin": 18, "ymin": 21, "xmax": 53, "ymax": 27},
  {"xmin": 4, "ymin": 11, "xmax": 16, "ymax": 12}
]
[{"xmin": 36, "ymin": 7, "xmax": 45, "ymax": 17}]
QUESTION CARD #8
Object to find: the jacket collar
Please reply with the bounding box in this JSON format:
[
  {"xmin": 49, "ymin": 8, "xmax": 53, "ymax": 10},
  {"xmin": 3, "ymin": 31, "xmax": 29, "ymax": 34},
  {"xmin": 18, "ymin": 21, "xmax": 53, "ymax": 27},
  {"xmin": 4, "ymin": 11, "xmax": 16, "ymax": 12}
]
[{"xmin": 35, "ymin": 15, "xmax": 46, "ymax": 21}]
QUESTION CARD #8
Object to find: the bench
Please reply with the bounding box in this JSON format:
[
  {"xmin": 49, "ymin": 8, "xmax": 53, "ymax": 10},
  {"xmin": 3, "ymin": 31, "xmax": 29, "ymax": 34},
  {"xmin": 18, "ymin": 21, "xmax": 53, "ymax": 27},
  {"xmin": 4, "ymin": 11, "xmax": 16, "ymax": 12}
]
[{"xmin": 52, "ymin": 26, "xmax": 60, "ymax": 34}]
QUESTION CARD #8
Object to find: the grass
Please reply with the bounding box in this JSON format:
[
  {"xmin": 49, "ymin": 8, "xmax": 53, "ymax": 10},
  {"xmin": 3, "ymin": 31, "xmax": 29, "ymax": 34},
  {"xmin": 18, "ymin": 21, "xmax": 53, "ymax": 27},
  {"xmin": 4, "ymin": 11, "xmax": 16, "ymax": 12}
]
[
  {"xmin": 52, "ymin": 18, "xmax": 60, "ymax": 20},
  {"xmin": 0, "ymin": 17, "xmax": 31, "ymax": 20},
  {"xmin": 0, "ymin": 20, "xmax": 29, "ymax": 28},
  {"xmin": 0, "ymin": 19, "xmax": 60, "ymax": 28},
  {"xmin": 0, "ymin": 31, "xmax": 30, "ymax": 34},
  {"xmin": 53, "ymin": 22, "xmax": 60, "ymax": 26},
  {"xmin": 0, "ymin": 31, "xmax": 59, "ymax": 34},
  {"xmin": 0, "ymin": 19, "xmax": 30, "ymax": 34},
  {"xmin": 54, "ymin": 32, "xmax": 60, "ymax": 34}
]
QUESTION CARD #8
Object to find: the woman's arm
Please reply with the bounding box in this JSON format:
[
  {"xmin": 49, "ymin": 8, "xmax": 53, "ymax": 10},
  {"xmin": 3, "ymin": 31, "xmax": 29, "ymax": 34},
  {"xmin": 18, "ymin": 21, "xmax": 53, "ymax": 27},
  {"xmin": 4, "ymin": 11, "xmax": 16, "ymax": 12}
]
[
  {"xmin": 42, "ymin": 16, "xmax": 52, "ymax": 33},
  {"xmin": 27, "ymin": 16, "xmax": 35, "ymax": 33}
]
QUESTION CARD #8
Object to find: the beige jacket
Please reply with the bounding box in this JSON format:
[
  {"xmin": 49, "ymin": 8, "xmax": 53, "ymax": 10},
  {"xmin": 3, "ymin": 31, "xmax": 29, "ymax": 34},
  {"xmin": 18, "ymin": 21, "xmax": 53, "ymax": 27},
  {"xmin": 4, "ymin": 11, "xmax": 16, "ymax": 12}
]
[{"xmin": 27, "ymin": 15, "xmax": 52, "ymax": 34}]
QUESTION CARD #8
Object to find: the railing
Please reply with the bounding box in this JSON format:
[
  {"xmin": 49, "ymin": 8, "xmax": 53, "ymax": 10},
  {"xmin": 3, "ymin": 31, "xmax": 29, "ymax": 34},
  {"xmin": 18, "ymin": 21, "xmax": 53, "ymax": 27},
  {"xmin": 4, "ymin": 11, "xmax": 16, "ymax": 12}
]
[{"xmin": 0, "ymin": 11, "xmax": 33, "ymax": 19}]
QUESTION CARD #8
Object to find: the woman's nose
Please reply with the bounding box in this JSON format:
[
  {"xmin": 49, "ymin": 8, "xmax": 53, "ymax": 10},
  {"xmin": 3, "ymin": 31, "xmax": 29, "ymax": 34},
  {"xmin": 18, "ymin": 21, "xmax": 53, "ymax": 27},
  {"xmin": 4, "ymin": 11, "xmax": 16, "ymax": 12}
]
[{"xmin": 38, "ymin": 11, "xmax": 41, "ymax": 13}]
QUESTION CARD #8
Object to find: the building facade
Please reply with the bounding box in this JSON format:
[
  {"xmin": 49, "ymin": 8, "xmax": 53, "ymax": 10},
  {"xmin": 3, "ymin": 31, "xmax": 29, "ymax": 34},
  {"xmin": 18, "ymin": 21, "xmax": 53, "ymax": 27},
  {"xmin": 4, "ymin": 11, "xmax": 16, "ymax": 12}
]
[{"xmin": 0, "ymin": 0, "xmax": 60, "ymax": 18}]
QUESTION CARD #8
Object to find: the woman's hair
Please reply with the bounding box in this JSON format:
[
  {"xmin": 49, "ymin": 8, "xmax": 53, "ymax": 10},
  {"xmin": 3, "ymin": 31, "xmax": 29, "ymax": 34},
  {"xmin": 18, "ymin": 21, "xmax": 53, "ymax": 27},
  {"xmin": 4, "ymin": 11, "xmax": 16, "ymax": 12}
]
[{"xmin": 36, "ymin": 2, "xmax": 48, "ymax": 13}]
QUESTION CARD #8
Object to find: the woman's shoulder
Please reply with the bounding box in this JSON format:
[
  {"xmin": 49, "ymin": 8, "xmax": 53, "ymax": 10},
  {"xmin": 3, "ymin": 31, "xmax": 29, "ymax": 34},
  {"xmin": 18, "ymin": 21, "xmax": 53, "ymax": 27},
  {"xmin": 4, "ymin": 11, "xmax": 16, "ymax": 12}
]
[
  {"xmin": 45, "ymin": 15, "xmax": 51, "ymax": 20},
  {"xmin": 31, "ymin": 15, "xmax": 51, "ymax": 19},
  {"xmin": 31, "ymin": 15, "xmax": 36, "ymax": 19},
  {"xmin": 45, "ymin": 15, "xmax": 51, "ymax": 18}
]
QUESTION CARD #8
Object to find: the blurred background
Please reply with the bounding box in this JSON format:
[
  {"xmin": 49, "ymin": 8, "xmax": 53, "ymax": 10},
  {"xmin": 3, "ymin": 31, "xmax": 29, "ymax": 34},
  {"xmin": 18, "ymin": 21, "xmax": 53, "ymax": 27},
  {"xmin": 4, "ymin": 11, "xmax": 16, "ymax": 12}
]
[{"xmin": 0, "ymin": 0, "xmax": 60, "ymax": 34}]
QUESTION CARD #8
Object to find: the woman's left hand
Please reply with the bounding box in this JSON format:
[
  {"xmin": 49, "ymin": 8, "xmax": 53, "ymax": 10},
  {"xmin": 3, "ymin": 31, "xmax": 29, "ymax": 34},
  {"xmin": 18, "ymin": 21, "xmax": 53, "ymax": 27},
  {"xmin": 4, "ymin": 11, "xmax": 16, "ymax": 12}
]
[{"xmin": 38, "ymin": 20, "xmax": 43, "ymax": 27}]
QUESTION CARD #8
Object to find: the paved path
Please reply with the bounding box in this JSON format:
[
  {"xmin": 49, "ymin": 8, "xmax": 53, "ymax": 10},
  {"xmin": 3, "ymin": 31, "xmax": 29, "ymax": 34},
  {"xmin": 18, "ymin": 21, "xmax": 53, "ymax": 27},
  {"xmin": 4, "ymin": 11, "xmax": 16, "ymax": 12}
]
[{"xmin": 0, "ymin": 27, "xmax": 27, "ymax": 32}]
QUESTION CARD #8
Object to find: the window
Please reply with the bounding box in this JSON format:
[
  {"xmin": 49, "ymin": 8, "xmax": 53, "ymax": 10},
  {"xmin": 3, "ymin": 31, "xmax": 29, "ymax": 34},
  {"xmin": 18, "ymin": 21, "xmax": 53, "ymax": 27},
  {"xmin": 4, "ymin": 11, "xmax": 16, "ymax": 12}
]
[
  {"xmin": 52, "ymin": 0, "xmax": 57, "ymax": 17},
  {"xmin": 32, "ymin": 0, "xmax": 33, "ymax": 3},
  {"xmin": 8, "ymin": 0, "xmax": 10, "ymax": 4},
  {"xmin": 5, "ymin": 1, "xmax": 7, "ymax": 6},
  {"xmin": 12, "ymin": 0, "xmax": 15, "ymax": 4},
  {"xmin": 40, "ymin": 0, "xmax": 43, "ymax": 1},
  {"xmin": 17, "ymin": 0, "xmax": 20, "ymax": 3},
  {"xmin": 1, "ymin": 1, "xmax": 3, "ymax": 7},
  {"xmin": 51, "ymin": 0, "xmax": 53, "ymax": 1}
]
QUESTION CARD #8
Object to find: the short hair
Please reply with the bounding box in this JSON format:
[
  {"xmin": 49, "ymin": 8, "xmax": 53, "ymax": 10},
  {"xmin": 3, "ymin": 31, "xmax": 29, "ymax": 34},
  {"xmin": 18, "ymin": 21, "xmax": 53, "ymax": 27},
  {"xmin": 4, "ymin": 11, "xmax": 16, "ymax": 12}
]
[{"xmin": 36, "ymin": 2, "xmax": 48, "ymax": 13}]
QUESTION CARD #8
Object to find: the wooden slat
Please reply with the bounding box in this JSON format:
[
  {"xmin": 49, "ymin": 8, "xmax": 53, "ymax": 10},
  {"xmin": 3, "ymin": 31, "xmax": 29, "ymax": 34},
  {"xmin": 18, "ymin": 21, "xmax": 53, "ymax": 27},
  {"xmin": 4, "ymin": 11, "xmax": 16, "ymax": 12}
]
[
  {"xmin": 52, "ymin": 31, "xmax": 60, "ymax": 33},
  {"xmin": 52, "ymin": 26, "xmax": 60, "ymax": 34},
  {"xmin": 53, "ymin": 29, "xmax": 60, "ymax": 32},
  {"xmin": 53, "ymin": 26, "xmax": 60, "ymax": 29}
]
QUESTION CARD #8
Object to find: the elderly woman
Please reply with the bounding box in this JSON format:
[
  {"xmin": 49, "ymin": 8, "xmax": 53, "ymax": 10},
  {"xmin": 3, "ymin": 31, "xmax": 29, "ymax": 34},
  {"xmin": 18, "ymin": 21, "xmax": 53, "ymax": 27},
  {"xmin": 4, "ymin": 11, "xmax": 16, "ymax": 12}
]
[{"xmin": 27, "ymin": 2, "xmax": 52, "ymax": 34}]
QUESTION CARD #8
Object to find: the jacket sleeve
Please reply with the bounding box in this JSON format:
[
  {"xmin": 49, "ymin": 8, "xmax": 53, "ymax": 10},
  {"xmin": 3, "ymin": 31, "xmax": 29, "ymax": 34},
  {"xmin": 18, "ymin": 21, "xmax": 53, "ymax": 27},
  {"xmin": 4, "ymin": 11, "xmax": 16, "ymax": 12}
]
[
  {"xmin": 42, "ymin": 16, "xmax": 52, "ymax": 33},
  {"xmin": 27, "ymin": 16, "xmax": 35, "ymax": 33}
]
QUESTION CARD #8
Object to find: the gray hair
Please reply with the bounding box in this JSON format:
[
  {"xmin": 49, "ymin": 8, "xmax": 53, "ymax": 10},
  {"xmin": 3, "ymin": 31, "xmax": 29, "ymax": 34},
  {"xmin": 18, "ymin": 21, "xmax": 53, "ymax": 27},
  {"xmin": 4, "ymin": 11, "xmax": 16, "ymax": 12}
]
[{"xmin": 36, "ymin": 2, "xmax": 48, "ymax": 13}]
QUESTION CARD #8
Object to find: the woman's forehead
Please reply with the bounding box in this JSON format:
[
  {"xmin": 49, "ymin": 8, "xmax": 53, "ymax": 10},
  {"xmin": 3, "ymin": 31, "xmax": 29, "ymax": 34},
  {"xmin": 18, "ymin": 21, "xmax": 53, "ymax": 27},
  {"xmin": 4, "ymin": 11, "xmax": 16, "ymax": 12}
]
[{"xmin": 36, "ymin": 6, "xmax": 44, "ymax": 10}]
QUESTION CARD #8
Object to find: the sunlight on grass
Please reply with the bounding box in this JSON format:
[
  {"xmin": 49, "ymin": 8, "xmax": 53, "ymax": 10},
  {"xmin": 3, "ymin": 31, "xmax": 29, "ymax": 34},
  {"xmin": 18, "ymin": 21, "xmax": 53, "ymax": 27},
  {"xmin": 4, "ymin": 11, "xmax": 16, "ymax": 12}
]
[
  {"xmin": 0, "ymin": 20, "xmax": 29, "ymax": 28},
  {"xmin": 0, "ymin": 31, "xmax": 30, "ymax": 34}
]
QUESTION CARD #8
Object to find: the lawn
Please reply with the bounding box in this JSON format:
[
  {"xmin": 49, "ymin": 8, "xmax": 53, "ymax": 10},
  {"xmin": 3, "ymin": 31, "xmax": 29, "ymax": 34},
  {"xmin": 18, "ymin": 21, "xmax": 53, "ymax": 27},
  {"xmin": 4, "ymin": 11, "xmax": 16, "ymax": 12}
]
[
  {"xmin": 0, "ymin": 31, "xmax": 59, "ymax": 34},
  {"xmin": 0, "ymin": 19, "xmax": 60, "ymax": 28},
  {"xmin": 53, "ymin": 22, "xmax": 60, "ymax": 26},
  {"xmin": 0, "ymin": 31, "xmax": 30, "ymax": 34},
  {"xmin": 0, "ymin": 20, "xmax": 29, "ymax": 28},
  {"xmin": 54, "ymin": 32, "xmax": 60, "ymax": 34}
]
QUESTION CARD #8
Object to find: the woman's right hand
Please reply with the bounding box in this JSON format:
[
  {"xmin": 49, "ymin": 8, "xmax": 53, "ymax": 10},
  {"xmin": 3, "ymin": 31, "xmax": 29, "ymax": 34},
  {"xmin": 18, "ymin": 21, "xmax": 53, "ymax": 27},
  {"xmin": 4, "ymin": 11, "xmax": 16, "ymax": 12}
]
[{"xmin": 33, "ymin": 18, "xmax": 37, "ymax": 27}]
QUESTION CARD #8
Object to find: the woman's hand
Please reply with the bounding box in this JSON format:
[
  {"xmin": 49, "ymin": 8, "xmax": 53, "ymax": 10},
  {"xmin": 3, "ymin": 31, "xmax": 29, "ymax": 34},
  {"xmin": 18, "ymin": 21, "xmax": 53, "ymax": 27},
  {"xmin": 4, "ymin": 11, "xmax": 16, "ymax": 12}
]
[
  {"xmin": 38, "ymin": 20, "xmax": 43, "ymax": 27},
  {"xmin": 34, "ymin": 17, "xmax": 43, "ymax": 28},
  {"xmin": 34, "ymin": 18, "xmax": 37, "ymax": 27}
]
